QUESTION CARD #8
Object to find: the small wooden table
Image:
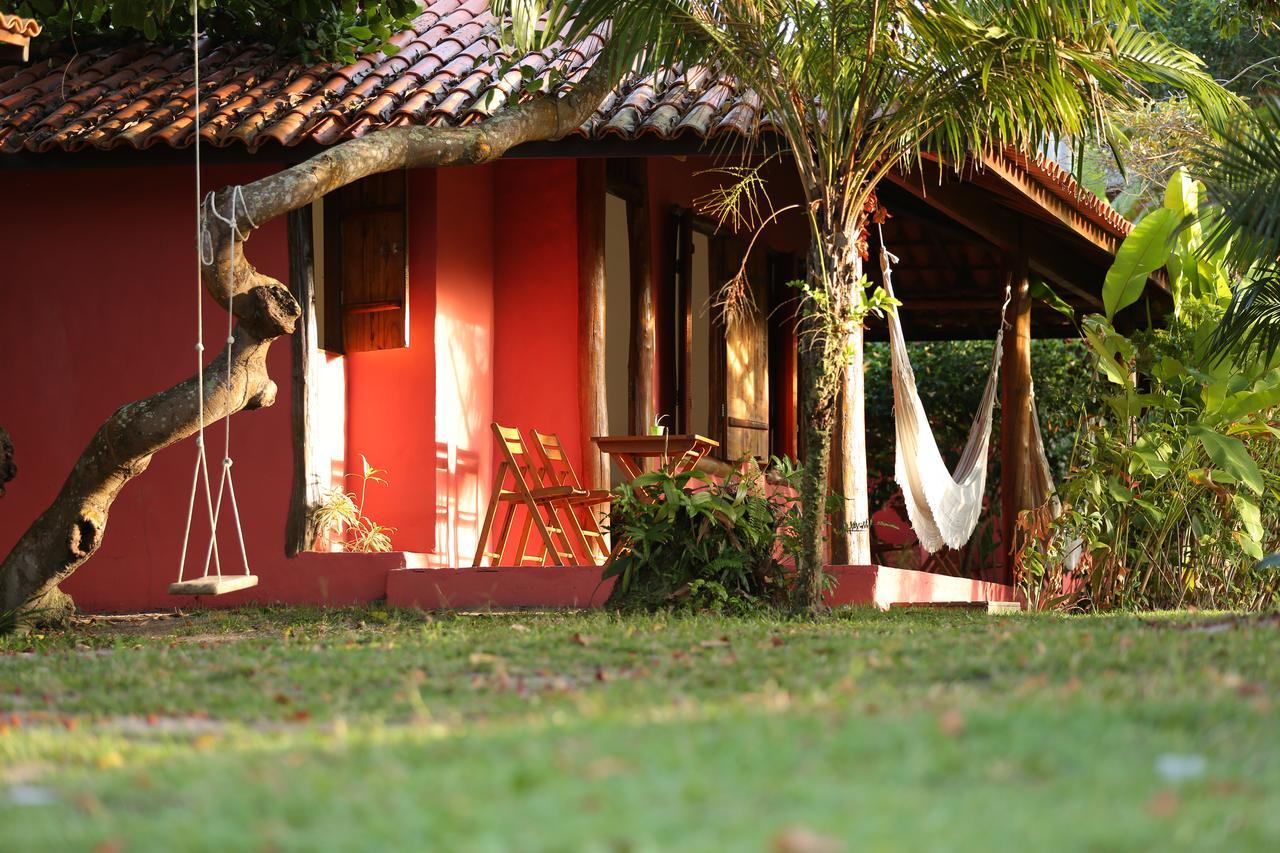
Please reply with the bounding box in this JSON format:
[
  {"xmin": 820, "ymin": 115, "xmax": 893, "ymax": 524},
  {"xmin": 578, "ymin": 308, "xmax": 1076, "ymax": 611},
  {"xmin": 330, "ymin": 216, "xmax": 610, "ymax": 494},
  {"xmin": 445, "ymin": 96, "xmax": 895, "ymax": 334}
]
[{"xmin": 592, "ymin": 434, "xmax": 720, "ymax": 481}]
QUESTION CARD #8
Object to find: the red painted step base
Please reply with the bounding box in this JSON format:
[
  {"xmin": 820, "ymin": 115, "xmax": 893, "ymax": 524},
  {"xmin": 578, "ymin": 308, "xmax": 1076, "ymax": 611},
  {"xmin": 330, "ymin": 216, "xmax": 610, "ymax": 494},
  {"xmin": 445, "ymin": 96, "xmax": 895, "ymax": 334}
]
[{"xmin": 386, "ymin": 563, "xmax": 1020, "ymax": 611}]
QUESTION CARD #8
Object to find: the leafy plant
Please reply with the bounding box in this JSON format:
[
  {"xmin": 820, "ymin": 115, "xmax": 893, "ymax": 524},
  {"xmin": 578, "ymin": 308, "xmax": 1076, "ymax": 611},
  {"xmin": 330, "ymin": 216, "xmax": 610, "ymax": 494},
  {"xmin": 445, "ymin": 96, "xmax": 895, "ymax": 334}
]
[
  {"xmin": 8, "ymin": 0, "xmax": 420, "ymax": 62},
  {"xmin": 309, "ymin": 456, "xmax": 395, "ymax": 553},
  {"xmin": 604, "ymin": 461, "xmax": 805, "ymax": 613},
  {"xmin": 1021, "ymin": 170, "xmax": 1280, "ymax": 611}
]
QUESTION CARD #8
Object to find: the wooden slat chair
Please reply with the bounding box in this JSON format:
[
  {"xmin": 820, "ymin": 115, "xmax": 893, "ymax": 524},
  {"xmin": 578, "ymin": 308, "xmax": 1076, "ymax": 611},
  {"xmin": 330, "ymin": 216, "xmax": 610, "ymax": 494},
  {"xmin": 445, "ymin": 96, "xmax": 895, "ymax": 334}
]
[
  {"xmin": 528, "ymin": 430, "xmax": 613, "ymax": 566},
  {"xmin": 473, "ymin": 424, "xmax": 579, "ymax": 567}
]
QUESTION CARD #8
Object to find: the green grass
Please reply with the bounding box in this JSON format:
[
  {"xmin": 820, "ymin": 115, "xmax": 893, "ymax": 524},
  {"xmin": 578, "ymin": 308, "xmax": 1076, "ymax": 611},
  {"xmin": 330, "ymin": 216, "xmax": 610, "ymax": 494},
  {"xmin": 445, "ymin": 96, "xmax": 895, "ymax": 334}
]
[{"xmin": 1, "ymin": 606, "xmax": 1277, "ymax": 851}]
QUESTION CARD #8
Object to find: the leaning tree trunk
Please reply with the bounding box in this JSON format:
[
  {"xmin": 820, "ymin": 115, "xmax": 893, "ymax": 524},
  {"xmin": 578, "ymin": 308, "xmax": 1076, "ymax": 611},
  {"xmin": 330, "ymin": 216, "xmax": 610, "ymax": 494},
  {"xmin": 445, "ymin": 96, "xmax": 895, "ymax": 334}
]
[{"xmin": 0, "ymin": 45, "xmax": 618, "ymax": 631}]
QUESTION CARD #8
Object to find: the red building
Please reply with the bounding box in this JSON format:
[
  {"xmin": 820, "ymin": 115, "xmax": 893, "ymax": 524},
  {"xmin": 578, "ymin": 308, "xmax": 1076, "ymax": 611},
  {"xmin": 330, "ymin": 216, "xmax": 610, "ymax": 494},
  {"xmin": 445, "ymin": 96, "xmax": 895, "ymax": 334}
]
[{"xmin": 0, "ymin": 1, "xmax": 1152, "ymax": 612}]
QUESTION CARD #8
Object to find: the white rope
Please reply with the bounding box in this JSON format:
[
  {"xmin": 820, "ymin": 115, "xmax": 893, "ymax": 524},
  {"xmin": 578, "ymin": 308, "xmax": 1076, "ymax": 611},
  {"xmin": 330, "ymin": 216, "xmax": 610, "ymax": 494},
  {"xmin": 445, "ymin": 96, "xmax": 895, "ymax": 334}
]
[{"xmin": 176, "ymin": 6, "xmax": 253, "ymax": 585}]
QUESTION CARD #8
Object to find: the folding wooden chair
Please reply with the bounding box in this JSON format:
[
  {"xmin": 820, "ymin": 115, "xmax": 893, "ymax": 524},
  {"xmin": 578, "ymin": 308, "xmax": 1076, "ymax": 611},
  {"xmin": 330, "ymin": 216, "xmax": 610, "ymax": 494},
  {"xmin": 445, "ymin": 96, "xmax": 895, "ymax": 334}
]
[
  {"xmin": 528, "ymin": 429, "xmax": 614, "ymax": 566},
  {"xmin": 473, "ymin": 424, "xmax": 579, "ymax": 567}
]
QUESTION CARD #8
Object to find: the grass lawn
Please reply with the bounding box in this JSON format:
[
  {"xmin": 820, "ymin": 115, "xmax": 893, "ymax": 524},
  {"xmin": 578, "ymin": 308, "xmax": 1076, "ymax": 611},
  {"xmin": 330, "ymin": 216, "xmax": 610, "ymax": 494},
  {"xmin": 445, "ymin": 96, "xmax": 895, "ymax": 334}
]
[{"xmin": 1, "ymin": 605, "xmax": 1277, "ymax": 851}]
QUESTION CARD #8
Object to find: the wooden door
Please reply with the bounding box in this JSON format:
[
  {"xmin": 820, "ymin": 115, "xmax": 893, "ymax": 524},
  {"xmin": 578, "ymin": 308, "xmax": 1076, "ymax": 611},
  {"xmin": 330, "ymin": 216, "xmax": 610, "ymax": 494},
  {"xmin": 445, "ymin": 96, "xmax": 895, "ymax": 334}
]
[{"xmin": 722, "ymin": 241, "xmax": 770, "ymax": 461}]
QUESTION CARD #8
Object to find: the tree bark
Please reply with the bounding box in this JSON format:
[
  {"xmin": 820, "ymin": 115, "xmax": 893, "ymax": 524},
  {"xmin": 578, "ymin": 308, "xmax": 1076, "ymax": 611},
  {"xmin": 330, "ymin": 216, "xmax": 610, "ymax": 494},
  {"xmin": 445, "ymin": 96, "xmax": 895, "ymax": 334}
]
[
  {"xmin": 285, "ymin": 205, "xmax": 319, "ymax": 556},
  {"xmin": 0, "ymin": 44, "xmax": 619, "ymax": 630},
  {"xmin": 831, "ymin": 251, "xmax": 871, "ymax": 565},
  {"xmin": 791, "ymin": 215, "xmax": 869, "ymax": 611},
  {"xmin": 0, "ymin": 426, "xmax": 14, "ymax": 497}
]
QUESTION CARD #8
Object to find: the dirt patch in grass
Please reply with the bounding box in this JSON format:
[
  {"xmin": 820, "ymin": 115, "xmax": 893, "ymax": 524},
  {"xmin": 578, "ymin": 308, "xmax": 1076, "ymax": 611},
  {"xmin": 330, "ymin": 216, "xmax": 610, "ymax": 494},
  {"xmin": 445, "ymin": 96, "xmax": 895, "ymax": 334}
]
[{"xmin": 69, "ymin": 613, "xmax": 269, "ymax": 644}]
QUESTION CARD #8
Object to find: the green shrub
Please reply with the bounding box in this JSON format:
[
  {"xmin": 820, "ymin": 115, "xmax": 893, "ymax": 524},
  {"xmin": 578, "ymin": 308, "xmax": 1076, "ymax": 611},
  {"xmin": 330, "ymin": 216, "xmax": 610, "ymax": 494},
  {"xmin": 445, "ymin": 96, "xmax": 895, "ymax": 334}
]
[
  {"xmin": 1022, "ymin": 170, "xmax": 1280, "ymax": 611},
  {"xmin": 603, "ymin": 462, "xmax": 803, "ymax": 613}
]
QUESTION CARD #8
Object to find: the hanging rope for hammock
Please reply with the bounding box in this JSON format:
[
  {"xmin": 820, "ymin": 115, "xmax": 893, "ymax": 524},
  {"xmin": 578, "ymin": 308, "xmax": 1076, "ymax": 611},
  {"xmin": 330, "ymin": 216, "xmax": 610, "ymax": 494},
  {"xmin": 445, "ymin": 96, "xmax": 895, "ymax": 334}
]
[
  {"xmin": 880, "ymin": 224, "xmax": 1010, "ymax": 554},
  {"xmin": 171, "ymin": 4, "xmax": 257, "ymax": 597}
]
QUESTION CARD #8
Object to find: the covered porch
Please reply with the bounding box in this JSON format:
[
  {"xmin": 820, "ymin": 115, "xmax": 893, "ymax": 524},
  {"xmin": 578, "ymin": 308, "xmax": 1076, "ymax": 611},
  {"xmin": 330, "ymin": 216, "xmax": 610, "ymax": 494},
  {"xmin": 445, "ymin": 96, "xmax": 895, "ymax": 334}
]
[{"xmin": 275, "ymin": 140, "xmax": 1150, "ymax": 611}]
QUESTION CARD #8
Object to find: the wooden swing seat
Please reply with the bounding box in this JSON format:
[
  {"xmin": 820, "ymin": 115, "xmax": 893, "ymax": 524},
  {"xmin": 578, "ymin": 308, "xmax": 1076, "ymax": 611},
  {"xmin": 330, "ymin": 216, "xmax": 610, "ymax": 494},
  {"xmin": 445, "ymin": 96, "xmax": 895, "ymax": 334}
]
[{"xmin": 168, "ymin": 574, "xmax": 259, "ymax": 596}]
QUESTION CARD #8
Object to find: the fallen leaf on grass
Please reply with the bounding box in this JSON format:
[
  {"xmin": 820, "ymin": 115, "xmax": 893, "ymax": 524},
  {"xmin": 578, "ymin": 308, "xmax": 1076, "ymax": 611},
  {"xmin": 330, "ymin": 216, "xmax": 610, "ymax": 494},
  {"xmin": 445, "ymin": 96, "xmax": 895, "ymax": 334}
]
[
  {"xmin": 937, "ymin": 709, "xmax": 966, "ymax": 737},
  {"xmin": 74, "ymin": 791, "xmax": 102, "ymax": 816},
  {"xmin": 95, "ymin": 752, "xmax": 125, "ymax": 770},
  {"xmin": 771, "ymin": 635, "xmax": 786, "ymax": 647},
  {"xmin": 570, "ymin": 633, "xmax": 596, "ymax": 646},
  {"xmin": 585, "ymin": 756, "xmax": 630, "ymax": 779},
  {"xmin": 771, "ymin": 826, "xmax": 843, "ymax": 853},
  {"xmin": 510, "ymin": 623, "xmax": 529, "ymax": 633},
  {"xmin": 1146, "ymin": 790, "xmax": 1180, "ymax": 818}
]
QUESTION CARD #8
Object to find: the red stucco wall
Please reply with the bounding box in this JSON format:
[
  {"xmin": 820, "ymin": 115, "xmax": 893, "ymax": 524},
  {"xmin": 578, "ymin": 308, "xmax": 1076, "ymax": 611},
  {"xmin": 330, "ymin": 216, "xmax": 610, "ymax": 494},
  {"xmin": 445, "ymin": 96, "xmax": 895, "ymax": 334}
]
[
  {"xmin": 493, "ymin": 158, "xmax": 584, "ymax": 473},
  {"xmin": 344, "ymin": 167, "xmax": 438, "ymax": 554},
  {"xmin": 0, "ymin": 154, "xmax": 809, "ymax": 612},
  {"xmin": 0, "ymin": 164, "xmax": 296, "ymax": 611}
]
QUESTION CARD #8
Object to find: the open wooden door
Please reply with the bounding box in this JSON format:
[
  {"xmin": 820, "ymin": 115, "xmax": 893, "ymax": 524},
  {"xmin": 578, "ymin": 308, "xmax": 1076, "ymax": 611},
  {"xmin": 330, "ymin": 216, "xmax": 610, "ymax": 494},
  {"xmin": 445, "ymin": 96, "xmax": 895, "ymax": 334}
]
[{"xmin": 721, "ymin": 242, "xmax": 770, "ymax": 461}]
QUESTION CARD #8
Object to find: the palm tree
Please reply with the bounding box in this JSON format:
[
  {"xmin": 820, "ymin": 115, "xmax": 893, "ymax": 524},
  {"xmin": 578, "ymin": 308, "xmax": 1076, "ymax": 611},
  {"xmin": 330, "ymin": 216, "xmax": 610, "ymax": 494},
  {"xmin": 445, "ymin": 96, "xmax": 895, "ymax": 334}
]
[
  {"xmin": 1202, "ymin": 97, "xmax": 1280, "ymax": 358},
  {"xmin": 502, "ymin": 0, "xmax": 1235, "ymax": 609}
]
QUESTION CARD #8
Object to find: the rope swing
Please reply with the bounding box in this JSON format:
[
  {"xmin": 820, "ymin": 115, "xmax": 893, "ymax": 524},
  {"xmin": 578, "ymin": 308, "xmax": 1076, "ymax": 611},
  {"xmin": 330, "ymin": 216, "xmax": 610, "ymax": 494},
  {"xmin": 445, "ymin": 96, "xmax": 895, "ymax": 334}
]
[{"xmin": 171, "ymin": 4, "xmax": 257, "ymax": 597}]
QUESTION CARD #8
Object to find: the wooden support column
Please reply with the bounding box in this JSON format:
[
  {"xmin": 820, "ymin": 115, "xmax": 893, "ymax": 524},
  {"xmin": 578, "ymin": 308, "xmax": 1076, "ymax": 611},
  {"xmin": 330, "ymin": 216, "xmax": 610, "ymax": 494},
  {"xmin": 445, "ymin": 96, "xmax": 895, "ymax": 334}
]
[
  {"xmin": 833, "ymin": 251, "xmax": 871, "ymax": 565},
  {"xmin": 577, "ymin": 160, "xmax": 609, "ymax": 490},
  {"xmin": 626, "ymin": 160, "xmax": 657, "ymax": 435},
  {"xmin": 286, "ymin": 205, "xmax": 318, "ymax": 557},
  {"xmin": 1000, "ymin": 259, "xmax": 1034, "ymax": 584},
  {"xmin": 675, "ymin": 209, "xmax": 694, "ymax": 433}
]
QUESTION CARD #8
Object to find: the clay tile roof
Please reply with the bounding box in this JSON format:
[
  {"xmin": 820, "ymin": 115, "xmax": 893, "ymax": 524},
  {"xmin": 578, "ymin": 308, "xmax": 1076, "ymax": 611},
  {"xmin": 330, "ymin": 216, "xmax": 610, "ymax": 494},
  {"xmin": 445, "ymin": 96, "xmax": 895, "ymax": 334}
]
[
  {"xmin": 0, "ymin": 1, "xmax": 1128, "ymax": 240},
  {"xmin": 0, "ymin": 13, "xmax": 41, "ymax": 40}
]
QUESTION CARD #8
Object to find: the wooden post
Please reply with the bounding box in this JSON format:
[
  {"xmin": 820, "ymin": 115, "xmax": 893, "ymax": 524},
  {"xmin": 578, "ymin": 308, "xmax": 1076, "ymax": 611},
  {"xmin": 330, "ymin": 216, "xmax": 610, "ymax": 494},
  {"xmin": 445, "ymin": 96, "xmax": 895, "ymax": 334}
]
[
  {"xmin": 577, "ymin": 160, "xmax": 609, "ymax": 491},
  {"xmin": 1000, "ymin": 259, "xmax": 1033, "ymax": 584},
  {"xmin": 285, "ymin": 206, "xmax": 318, "ymax": 557},
  {"xmin": 675, "ymin": 209, "xmax": 694, "ymax": 433},
  {"xmin": 626, "ymin": 160, "xmax": 657, "ymax": 435},
  {"xmin": 833, "ymin": 252, "xmax": 871, "ymax": 565}
]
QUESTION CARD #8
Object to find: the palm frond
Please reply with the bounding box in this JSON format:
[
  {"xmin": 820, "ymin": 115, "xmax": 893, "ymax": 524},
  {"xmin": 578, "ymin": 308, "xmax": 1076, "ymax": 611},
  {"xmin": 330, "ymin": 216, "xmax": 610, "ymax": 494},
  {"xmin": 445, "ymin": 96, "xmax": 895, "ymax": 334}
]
[
  {"xmin": 1209, "ymin": 267, "xmax": 1280, "ymax": 362},
  {"xmin": 1197, "ymin": 96, "xmax": 1280, "ymax": 272}
]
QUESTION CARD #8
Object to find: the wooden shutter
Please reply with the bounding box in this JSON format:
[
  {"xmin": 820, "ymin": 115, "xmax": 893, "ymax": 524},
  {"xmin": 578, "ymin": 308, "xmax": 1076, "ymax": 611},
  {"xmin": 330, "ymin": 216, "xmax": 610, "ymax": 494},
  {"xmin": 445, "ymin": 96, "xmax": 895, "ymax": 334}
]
[
  {"xmin": 325, "ymin": 171, "xmax": 409, "ymax": 353},
  {"xmin": 723, "ymin": 242, "xmax": 770, "ymax": 461}
]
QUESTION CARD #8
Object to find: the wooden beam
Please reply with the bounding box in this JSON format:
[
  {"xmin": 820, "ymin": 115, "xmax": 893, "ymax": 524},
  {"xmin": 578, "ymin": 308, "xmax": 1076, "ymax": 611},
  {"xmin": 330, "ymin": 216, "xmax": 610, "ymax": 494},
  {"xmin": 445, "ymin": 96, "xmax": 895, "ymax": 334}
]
[
  {"xmin": 285, "ymin": 206, "xmax": 318, "ymax": 557},
  {"xmin": 676, "ymin": 208, "xmax": 694, "ymax": 433},
  {"xmin": 624, "ymin": 159, "xmax": 657, "ymax": 434},
  {"xmin": 885, "ymin": 167, "xmax": 1110, "ymax": 308},
  {"xmin": 977, "ymin": 152, "xmax": 1121, "ymax": 256},
  {"xmin": 577, "ymin": 159, "xmax": 609, "ymax": 491},
  {"xmin": 999, "ymin": 260, "xmax": 1034, "ymax": 585}
]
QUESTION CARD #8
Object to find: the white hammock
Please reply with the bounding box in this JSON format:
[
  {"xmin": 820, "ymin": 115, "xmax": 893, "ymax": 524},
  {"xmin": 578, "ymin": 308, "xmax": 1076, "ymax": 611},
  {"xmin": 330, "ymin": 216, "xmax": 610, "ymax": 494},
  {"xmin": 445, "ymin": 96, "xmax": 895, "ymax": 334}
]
[{"xmin": 880, "ymin": 234, "xmax": 1009, "ymax": 553}]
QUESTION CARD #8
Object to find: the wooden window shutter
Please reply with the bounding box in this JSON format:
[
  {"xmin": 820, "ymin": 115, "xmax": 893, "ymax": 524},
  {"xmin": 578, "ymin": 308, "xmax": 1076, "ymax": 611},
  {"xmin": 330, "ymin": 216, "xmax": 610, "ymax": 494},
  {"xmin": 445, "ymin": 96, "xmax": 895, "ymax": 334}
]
[{"xmin": 326, "ymin": 171, "xmax": 409, "ymax": 352}]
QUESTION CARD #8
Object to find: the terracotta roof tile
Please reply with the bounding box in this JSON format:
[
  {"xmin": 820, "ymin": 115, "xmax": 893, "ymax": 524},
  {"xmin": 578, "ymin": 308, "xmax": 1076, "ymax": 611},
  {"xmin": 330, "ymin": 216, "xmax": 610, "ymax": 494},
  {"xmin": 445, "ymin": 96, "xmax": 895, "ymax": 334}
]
[
  {"xmin": 0, "ymin": 1, "xmax": 1128, "ymax": 239},
  {"xmin": 0, "ymin": 13, "xmax": 41, "ymax": 39}
]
